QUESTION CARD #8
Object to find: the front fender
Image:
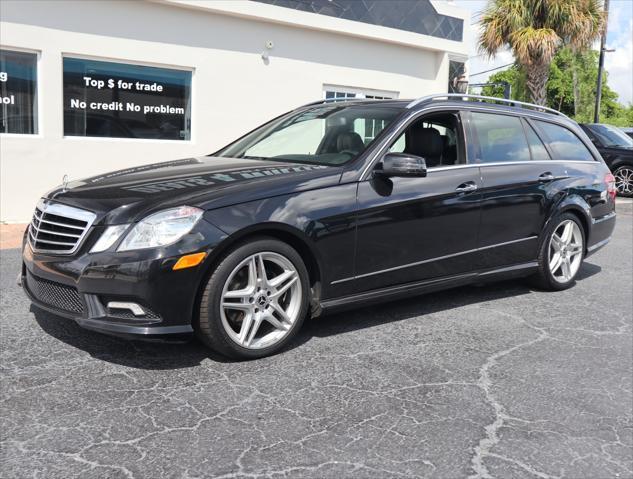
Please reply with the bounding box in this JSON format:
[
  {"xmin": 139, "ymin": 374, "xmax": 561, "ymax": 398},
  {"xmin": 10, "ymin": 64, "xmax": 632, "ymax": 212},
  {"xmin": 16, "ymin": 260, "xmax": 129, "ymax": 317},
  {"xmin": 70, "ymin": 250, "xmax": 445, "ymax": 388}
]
[{"xmin": 202, "ymin": 183, "xmax": 359, "ymax": 298}]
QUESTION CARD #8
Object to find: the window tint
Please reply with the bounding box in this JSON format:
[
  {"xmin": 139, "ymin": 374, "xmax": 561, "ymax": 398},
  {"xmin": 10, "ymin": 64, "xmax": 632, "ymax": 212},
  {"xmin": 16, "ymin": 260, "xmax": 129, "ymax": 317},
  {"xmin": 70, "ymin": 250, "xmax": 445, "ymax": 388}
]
[
  {"xmin": 63, "ymin": 57, "xmax": 191, "ymax": 140},
  {"xmin": 471, "ymin": 112, "xmax": 530, "ymax": 163},
  {"xmin": 535, "ymin": 121, "xmax": 594, "ymax": 161},
  {"xmin": 523, "ymin": 121, "xmax": 551, "ymax": 161},
  {"xmin": 219, "ymin": 105, "xmax": 402, "ymax": 166},
  {"xmin": 388, "ymin": 113, "xmax": 461, "ymax": 167},
  {"xmin": 0, "ymin": 49, "xmax": 38, "ymax": 134}
]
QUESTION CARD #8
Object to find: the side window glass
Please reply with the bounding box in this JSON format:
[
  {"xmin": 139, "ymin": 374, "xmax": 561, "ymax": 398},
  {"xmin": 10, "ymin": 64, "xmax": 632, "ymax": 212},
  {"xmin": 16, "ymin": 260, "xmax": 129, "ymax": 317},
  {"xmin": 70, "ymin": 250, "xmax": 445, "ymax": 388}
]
[
  {"xmin": 470, "ymin": 112, "xmax": 530, "ymax": 163},
  {"xmin": 523, "ymin": 121, "xmax": 551, "ymax": 161},
  {"xmin": 535, "ymin": 121, "xmax": 594, "ymax": 162},
  {"xmin": 388, "ymin": 113, "xmax": 462, "ymax": 167},
  {"xmin": 390, "ymin": 134, "xmax": 406, "ymax": 153}
]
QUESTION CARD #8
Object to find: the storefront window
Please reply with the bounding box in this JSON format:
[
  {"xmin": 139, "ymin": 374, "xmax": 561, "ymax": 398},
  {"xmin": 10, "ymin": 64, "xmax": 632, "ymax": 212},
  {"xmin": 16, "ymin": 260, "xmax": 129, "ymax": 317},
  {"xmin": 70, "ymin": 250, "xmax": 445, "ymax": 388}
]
[
  {"xmin": 0, "ymin": 49, "xmax": 38, "ymax": 135},
  {"xmin": 63, "ymin": 57, "xmax": 192, "ymax": 140}
]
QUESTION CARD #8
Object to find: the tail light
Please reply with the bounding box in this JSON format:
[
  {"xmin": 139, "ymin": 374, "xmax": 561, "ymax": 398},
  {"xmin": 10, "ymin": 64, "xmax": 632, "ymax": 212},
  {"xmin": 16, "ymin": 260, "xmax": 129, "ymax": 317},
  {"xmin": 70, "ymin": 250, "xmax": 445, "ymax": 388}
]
[{"xmin": 605, "ymin": 173, "xmax": 617, "ymax": 201}]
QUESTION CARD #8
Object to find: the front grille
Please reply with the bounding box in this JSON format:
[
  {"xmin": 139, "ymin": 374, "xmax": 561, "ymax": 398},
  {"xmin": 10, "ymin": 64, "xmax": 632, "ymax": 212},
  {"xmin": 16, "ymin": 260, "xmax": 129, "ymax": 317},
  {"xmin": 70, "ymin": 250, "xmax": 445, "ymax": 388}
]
[
  {"xmin": 25, "ymin": 270, "xmax": 85, "ymax": 314},
  {"xmin": 28, "ymin": 200, "xmax": 96, "ymax": 254}
]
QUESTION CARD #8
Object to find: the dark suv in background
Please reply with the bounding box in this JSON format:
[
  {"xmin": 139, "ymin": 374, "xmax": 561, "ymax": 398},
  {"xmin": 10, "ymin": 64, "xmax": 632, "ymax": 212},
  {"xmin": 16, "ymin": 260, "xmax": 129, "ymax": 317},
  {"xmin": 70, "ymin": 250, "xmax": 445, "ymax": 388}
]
[
  {"xmin": 580, "ymin": 123, "xmax": 633, "ymax": 197},
  {"xmin": 21, "ymin": 95, "xmax": 617, "ymax": 359}
]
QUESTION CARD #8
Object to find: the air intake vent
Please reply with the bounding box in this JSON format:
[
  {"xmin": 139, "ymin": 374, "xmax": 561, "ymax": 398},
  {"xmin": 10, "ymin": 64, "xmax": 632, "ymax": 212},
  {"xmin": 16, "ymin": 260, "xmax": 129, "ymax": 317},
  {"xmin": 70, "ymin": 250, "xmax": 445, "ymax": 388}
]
[{"xmin": 28, "ymin": 200, "xmax": 96, "ymax": 255}]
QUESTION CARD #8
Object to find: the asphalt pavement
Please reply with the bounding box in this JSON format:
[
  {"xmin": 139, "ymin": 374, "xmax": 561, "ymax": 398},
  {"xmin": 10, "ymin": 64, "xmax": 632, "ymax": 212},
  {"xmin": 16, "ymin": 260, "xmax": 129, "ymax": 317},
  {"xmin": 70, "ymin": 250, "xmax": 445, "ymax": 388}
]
[{"xmin": 1, "ymin": 202, "xmax": 632, "ymax": 479}]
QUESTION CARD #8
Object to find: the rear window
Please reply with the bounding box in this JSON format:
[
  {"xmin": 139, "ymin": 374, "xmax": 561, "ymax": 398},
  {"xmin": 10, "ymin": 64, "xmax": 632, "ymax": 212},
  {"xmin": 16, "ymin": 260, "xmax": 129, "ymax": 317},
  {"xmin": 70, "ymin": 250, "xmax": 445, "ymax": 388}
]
[
  {"xmin": 523, "ymin": 121, "xmax": 551, "ymax": 161},
  {"xmin": 535, "ymin": 121, "xmax": 595, "ymax": 162},
  {"xmin": 470, "ymin": 112, "xmax": 530, "ymax": 163}
]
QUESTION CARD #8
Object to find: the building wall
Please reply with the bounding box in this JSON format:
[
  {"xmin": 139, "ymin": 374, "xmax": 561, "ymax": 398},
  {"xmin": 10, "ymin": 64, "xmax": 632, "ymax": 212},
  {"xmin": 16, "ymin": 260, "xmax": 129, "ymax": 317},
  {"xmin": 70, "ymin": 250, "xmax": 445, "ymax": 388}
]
[{"xmin": 0, "ymin": 0, "xmax": 467, "ymax": 222}]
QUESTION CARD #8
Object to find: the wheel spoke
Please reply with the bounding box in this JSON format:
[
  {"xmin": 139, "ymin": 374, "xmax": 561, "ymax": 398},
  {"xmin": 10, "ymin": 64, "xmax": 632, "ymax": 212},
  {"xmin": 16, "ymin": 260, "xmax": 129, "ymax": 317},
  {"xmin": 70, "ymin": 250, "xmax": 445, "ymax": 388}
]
[
  {"xmin": 561, "ymin": 258, "xmax": 572, "ymax": 281},
  {"xmin": 256, "ymin": 254, "xmax": 268, "ymax": 287},
  {"xmin": 561, "ymin": 222, "xmax": 573, "ymax": 244},
  {"xmin": 238, "ymin": 312, "xmax": 255, "ymax": 345},
  {"xmin": 551, "ymin": 234, "xmax": 563, "ymax": 252},
  {"xmin": 550, "ymin": 252, "xmax": 563, "ymax": 274},
  {"xmin": 262, "ymin": 310, "xmax": 289, "ymax": 331},
  {"xmin": 222, "ymin": 302, "xmax": 252, "ymax": 311},
  {"xmin": 224, "ymin": 288, "xmax": 254, "ymax": 299},
  {"xmin": 244, "ymin": 315, "xmax": 263, "ymax": 347},
  {"xmin": 270, "ymin": 301, "xmax": 292, "ymax": 325},
  {"xmin": 270, "ymin": 270, "xmax": 298, "ymax": 297}
]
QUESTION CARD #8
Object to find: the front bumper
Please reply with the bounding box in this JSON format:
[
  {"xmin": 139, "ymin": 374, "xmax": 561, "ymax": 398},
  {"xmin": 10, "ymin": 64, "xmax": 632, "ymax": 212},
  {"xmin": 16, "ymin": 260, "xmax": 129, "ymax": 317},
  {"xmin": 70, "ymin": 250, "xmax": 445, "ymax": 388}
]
[{"xmin": 20, "ymin": 219, "xmax": 227, "ymax": 341}]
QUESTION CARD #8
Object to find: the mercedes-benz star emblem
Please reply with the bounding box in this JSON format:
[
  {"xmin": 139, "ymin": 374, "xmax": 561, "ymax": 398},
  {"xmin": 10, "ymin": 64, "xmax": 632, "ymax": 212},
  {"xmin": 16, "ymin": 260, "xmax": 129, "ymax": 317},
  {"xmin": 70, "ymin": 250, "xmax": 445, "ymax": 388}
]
[{"xmin": 62, "ymin": 174, "xmax": 69, "ymax": 192}]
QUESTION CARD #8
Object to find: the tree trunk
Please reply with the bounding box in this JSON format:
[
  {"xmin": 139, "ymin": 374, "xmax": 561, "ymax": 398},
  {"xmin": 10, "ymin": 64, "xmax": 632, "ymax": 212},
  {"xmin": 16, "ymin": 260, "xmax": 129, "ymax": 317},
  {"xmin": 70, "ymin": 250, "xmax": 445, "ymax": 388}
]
[{"xmin": 526, "ymin": 62, "xmax": 550, "ymax": 106}]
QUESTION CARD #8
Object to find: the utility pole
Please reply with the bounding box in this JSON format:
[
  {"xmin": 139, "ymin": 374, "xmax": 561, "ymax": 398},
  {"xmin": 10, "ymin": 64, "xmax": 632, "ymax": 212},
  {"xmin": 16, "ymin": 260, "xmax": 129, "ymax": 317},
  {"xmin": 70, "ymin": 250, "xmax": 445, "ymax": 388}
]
[{"xmin": 594, "ymin": 0, "xmax": 610, "ymax": 123}]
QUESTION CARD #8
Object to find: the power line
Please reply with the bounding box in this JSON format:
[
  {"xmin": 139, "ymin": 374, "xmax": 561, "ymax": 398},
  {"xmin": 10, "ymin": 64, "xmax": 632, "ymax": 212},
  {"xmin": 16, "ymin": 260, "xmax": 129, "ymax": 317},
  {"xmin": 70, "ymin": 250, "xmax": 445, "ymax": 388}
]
[{"xmin": 469, "ymin": 62, "xmax": 514, "ymax": 77}]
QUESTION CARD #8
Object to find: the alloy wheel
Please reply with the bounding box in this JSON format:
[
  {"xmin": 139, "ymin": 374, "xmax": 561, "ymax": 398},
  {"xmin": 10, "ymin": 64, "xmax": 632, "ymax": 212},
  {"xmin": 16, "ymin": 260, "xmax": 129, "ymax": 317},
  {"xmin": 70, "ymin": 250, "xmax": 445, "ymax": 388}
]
[
  {"xmin": 548, "ymin": 219, "xmax": 583, "ymax": 283},
  {"xmin": 614, "ymin": 166, "xmax": 633, "ymax": 196},
  {"xmin": 220, "ymin": 252, "xmax": 302, "ymax": 349}
]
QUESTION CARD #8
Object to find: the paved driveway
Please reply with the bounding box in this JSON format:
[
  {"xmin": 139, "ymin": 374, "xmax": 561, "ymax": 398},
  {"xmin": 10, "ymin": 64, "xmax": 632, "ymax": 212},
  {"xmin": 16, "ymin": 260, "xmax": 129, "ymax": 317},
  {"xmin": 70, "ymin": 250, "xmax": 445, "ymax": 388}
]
[{"xmin": 1, "ymin": 204, "xmax": 632, "ymax": 479}]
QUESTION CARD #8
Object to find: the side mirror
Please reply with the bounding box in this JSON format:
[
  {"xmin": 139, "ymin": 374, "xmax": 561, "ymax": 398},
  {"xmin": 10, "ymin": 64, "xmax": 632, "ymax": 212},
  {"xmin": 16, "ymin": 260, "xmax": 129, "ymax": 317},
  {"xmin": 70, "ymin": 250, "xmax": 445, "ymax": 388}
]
[{"xmin": 377, "ymin": 153, "xmax": 427, "ymax": 178}]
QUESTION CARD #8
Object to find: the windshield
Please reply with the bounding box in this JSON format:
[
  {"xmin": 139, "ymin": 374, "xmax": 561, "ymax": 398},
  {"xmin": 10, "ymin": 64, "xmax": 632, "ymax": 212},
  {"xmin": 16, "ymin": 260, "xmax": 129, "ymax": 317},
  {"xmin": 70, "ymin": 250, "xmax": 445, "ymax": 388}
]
[
  {"xmin": 589, "ymin": 124, "xmax": 633, "ymax": 148},
  {"xmin": 216, "ymin": 104, "xmax": 404, "ymax": 166}
]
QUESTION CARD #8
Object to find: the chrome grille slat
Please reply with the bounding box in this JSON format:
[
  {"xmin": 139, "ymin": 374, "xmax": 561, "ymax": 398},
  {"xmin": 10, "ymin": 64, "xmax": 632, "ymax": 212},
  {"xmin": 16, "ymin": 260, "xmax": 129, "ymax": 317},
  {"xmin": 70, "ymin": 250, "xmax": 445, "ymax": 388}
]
[
  {"xmin": 28, "ymin": 200, "xmax": 96, "ymax": 255},
  {"xmin": 37, "ymin": 218, "xmax": 86, "ymax": 230},
  {"xmin": 36, "ymin": 228, "xmax": 82, "ymax": 238},
  {"xmin": 34, "ymin": 238, "xmax": 77, "ymax": 247}
]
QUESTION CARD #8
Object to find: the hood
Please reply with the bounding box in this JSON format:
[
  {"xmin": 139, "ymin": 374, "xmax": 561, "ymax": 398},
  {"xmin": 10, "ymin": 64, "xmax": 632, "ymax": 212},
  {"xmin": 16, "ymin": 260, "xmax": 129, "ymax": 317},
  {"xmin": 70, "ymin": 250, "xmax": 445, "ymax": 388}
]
[{"xmin": 46, "ymin": 157, "xmax": 343, "ymax": 225}]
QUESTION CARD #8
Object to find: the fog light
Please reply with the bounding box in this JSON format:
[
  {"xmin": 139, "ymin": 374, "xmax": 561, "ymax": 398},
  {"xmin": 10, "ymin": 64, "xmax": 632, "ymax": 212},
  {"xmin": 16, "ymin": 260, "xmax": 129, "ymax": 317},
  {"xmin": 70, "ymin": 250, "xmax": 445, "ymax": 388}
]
[
  {"xmin": 107, "ymin": 301, "xmax": 146, "ymax": 317},
  {"xmin": 173, "ymin": 252, "xmax": 207, "ymax": 270}
]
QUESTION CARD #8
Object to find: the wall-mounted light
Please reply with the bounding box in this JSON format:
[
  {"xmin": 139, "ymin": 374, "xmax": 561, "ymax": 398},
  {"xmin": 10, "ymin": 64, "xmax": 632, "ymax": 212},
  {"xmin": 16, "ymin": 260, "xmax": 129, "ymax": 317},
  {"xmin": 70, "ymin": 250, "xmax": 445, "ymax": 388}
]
[{"xmin": 261, "ymin": 40, "xmax": 274, "ymax": 65}]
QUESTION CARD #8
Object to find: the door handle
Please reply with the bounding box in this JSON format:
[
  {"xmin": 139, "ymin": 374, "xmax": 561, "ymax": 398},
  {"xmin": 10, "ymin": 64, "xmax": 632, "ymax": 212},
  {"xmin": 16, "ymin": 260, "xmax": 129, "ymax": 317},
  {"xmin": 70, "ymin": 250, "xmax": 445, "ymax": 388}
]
[
  {"xmin": 538, "ymin": 172, "xmax": 555, "ymax": 182},
  {"xmin": 455, "ymin": 181, "xmax": 478, "ymax": 193}
]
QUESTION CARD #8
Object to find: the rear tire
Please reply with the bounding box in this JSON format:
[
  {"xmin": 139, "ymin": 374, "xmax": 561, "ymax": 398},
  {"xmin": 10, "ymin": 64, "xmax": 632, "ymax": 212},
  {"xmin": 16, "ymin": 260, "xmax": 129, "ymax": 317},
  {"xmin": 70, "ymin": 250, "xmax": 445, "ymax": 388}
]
[
  {"xmin": 196, "ymin": 237, "xmax": 310, "ymax": 360},
  {"xmin": 532, "ymin": 213, "xmax": 585, "ymax": 291}
]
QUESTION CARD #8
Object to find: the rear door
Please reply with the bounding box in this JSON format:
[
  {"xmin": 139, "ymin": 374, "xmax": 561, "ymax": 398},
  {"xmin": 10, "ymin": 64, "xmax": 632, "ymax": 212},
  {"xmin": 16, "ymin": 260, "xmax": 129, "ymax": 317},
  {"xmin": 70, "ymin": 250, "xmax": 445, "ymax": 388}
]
[{"xmin": 470, "ymin": 111, "xmax": 565, "ymax": 270}]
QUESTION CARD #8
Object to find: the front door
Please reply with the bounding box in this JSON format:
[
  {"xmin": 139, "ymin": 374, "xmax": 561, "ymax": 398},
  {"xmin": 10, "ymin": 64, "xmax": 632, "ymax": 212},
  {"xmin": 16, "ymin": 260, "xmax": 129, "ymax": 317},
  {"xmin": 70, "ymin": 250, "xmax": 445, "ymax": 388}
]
[{"xmin": 352, "ymin": 111, "xmax": 482, "ymax": 292}]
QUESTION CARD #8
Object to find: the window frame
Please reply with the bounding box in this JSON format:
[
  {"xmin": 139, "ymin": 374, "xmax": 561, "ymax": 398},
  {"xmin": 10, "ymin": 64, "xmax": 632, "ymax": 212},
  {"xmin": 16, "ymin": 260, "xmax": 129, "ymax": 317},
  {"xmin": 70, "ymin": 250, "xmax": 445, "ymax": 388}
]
[
  {"xmin": 520, "ymin": 117, "xmax": 552, "ymax": 162},
  {"xmin": 467, "ymin": 110, "xmax": 534, "ymax": 164},
  {"xmin": 379, "ymin": 108, "xmax": 468, "ymax": 170},
  {"xmin": 529, "ymin": 118, "xmax": 599, "ymax": 162},
  {"xmin": 0, "ymin": 45, "xmax": 41, "ymax": 138},
  {"xmin": 61, "ymin": 53, "xmax": 195, "ymax": 143}
]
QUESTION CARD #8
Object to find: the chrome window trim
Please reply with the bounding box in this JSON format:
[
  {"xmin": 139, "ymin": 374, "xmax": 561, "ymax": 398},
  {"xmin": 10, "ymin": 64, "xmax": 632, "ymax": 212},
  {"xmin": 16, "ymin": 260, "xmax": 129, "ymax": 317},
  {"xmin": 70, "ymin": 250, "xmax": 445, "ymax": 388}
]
[
  {"xmin": 358, "ymin": 104, "xmax": 592, "ymax": 181},
  {"xmin": 28, "ymin": 199, "xmax": 96, "ymax": 255},
  {"xmin": 428, "ymin": 159, "xmax": 595, "ymax": 173},
  {"xmin": 331, "ymin": 236, "xmax": 538, "ymax": 285}
]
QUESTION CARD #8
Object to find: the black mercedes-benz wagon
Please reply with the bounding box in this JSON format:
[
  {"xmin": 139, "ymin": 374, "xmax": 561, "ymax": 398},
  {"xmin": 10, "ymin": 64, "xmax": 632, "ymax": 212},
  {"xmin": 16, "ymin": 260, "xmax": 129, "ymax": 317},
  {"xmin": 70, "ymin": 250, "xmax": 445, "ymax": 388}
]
[{"xmin": 21, "ymin": 94, "xmax": 617, "ymax": 359}]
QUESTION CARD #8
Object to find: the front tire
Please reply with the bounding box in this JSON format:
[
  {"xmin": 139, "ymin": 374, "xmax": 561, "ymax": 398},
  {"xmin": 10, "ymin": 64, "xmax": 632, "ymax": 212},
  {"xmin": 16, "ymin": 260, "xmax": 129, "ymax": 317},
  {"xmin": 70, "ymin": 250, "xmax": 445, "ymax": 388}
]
[
  {"xmin": 197, "ymin": 237, "xmax": 310, "ymax": 359},
  {"xmin": 533, "ymin": 213, "xmax": 585, "ymax": 291}
]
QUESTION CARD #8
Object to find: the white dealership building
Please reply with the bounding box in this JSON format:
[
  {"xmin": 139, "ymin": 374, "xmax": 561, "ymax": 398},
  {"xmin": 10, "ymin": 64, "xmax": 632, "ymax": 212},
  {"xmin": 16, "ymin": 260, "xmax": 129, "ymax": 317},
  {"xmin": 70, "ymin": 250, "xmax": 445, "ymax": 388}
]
[{"xmin": 0, "ymin": 0, "xmax": 468, "ymax": 222}]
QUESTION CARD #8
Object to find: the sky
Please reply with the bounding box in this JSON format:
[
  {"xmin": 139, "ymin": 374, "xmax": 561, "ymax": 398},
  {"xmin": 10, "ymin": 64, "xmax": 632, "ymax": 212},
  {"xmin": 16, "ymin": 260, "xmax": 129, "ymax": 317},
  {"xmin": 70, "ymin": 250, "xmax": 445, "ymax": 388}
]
[{"xmin": 450, "ymin": 0, "xmax": 633, "ymax": 105}]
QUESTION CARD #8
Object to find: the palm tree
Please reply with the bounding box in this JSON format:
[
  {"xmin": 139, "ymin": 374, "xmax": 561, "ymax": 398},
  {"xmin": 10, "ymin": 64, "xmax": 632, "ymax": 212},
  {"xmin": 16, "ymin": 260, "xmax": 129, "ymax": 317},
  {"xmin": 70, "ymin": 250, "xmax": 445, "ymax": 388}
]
[{"xmin": 478, "ymin": 0, "xmax": 605, "ymax": 106}]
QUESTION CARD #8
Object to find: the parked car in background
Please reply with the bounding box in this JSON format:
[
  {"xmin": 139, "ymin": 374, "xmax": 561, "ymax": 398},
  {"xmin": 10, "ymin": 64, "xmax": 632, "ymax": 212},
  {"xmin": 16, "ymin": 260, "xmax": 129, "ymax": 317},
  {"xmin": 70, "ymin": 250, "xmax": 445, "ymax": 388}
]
[
  {"xmin": 621, "ymin": 127, "xmax": 633, "ymax": 139},
  {"xmin": 580, "ymin": 123, "xmax": 633, "ymax": 197},
  {"xmin": 21, "ymin": 95, "xmax": 617, "ymax": 359}
]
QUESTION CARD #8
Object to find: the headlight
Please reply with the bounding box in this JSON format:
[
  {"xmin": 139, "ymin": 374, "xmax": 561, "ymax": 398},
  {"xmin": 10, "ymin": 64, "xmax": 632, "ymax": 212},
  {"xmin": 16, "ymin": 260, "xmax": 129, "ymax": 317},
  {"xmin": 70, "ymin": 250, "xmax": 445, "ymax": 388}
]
[
  {"xmin": 117, "ymin": 206, "xmax": 204, "ymax": 251},
  {"xmin": 90, "ymin": 225, "xmax": 129, "ymax": 253}
]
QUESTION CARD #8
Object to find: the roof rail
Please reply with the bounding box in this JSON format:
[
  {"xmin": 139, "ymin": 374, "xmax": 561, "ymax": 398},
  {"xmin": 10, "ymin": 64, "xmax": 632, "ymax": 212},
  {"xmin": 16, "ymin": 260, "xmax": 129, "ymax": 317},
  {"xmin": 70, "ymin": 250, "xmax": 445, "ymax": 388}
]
[
  {"xmin": 299, "ymin": 97, "xmax": 368, "ymax": 108},
  {"xmin": 407, "ymin": 94, "xmax": 568, "ymax": 118}
]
